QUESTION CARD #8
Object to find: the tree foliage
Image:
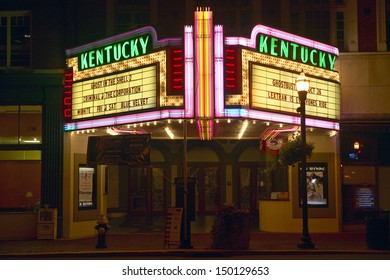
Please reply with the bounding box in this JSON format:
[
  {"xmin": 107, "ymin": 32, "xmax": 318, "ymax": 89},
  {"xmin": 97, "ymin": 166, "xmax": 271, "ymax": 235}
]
[{"xmin": 278, "ymin": 136, "xmax": 315, "ymax": 166}]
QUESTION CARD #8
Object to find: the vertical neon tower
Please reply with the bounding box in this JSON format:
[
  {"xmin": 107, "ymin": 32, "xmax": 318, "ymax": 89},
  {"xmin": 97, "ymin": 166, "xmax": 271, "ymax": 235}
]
[{"xmin": 195, "ymin": 7, "xmax": 214, "ymax": 140}]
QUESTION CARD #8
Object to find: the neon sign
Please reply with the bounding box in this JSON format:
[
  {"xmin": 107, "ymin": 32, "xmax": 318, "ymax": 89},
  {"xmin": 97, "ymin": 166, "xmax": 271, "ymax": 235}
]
[
  {"xmin": 78, "ymin": 34, "xmax": 151, "ymax": 71},
  {"xmin": 257, "ymin": 34, "xmax": 337, "ymax": 71}
]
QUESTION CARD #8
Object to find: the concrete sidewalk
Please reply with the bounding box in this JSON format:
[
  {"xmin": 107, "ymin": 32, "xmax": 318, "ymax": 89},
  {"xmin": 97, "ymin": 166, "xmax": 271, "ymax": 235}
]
[{"xmin": 1, "ymin": 231, "xmax": 389, "ymax": 259}]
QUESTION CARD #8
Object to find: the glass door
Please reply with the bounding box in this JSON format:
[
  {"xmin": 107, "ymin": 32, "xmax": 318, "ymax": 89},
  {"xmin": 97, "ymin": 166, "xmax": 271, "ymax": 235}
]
[
  {"xmin": 188, "ymin": 165, "xmax": 221, "ymax": 215},
  {"xmin": 238, "ymin": 165, "xmax": 263, "ymax": 215},
  {"xmin": 128, "ymin": 166, "xmax": 167, "ymax": 214}
]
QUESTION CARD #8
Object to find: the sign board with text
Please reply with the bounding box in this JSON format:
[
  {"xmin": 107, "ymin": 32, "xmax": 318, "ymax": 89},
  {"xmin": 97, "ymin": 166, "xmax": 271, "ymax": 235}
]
[
  {"xmin": 72, "ymin": 64, "xmax": 158, "ymax": 120},
  {"xmin": 251, "ymin": 63, "xmax": 340, "ymax": 120}
]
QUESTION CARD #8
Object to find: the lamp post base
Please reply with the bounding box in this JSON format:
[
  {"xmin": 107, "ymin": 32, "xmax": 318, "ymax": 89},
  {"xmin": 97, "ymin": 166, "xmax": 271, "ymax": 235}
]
[{"xmin": 297, "ymin": 237, "xmax": 315, "ymax": 249}]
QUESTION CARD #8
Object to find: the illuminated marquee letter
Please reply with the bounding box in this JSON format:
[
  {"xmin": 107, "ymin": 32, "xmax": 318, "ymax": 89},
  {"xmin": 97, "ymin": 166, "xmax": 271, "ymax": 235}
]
[
  {"xmin": 131, "ymin": 39, "xmax": 139, "ymax": 57},
  {"xmin": 259, "ymin": 35, "xmax": 269, "ymax": 54},
  {"xmin": 139, "ymin": 35, "xmax": 149, "ymax": 55},
  {"xmin": 80, "ymin": 53, "xmax": 88, "ymax": 70},
  {"xmin": 270, "ymin": 37, "xmax": 278, "ymax": 56},
  {"xmin": 328, "ymin": 54, "xmax": 336, "ymax": 70},
  {"xmin": 310, "ymin": 49, "xmax": 318, "ymax": 66},
  {"xmin": 104, "ymin": 45, "xmax": 113, "ymax": 63},
  {"xmin": 113, "ymin": 44, "xmax": 122, "ymax": 61},
  {"xmin": 96, "ymin": 49, "xmax": 104, "ymax": 66},
  {"xmin": 290, "ymin": 43, "xmax": 299, "ymax": 60},
  {"xmin": 122, "ymin": 41, "xmax": 130, "ymax": 59},
  {"xmin": 88, "ymin": 50, "xmax": 95, "ymax": 68},
  {"xmin": 319, "ymin": 52, "xmax": 326, "ymax": 68}
]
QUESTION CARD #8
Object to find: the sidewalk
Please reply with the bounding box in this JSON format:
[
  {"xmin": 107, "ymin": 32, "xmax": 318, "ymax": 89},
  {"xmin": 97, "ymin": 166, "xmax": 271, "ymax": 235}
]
[{"xmin": 1, "ymin": 231, "xmax": 389, "ymax": 259}]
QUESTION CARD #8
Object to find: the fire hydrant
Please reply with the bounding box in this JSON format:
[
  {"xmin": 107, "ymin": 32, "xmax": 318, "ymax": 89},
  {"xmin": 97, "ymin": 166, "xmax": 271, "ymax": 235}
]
[{"xmin": 95, "ymin": 215, "xmax": 110, "ymax": 248}]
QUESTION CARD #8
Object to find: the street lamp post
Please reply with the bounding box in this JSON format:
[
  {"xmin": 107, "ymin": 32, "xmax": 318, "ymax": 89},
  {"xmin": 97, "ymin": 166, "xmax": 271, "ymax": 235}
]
[{"xmin": 296, "ymin": 71, "xmax": 315, "ymax": 249}]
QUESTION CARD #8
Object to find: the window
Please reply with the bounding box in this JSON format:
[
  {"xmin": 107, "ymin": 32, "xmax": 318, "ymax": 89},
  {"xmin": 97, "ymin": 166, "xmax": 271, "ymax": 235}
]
[
  {"xmin": 306, "ymin": 10, "xmax": 330, "ymax": 44},
  {"xmin": 291, "ymin": 2, "xmax": 345, "ymax": 49},
  {"xmin": 115, "ymin": 1, "xmax": 150, "ymax": 34},
  {"xmin": 0, "ymin": 105, "xmax": 42, "ymax": 145},
  {"xmin": 336, "ymin": 12, "xmax": 345, "ymax": 51},
  {"xmin": 0, "ymin": 11, "xmax": 31, "ymax": 67}
]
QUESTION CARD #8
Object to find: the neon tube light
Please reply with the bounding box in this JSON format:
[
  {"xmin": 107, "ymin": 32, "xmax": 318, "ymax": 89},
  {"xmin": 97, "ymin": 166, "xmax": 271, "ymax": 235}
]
[
  {"xmin": 195, "ymin": 7, "xmax": 214, "ymax": 140},
  {"xmin": 214, "ymin": 25, "xmax": 225, "ymax": 118},
  {"xmin": 184, "ymin": 25, "xmax": 195, "ymax": 118},
  {"xmin": 261, "ymin": 126, "xmax": 299, "ymax": 140},
  {"xmin": 64, "ymin": 109, "xmax": 187, "ymax": 131}
]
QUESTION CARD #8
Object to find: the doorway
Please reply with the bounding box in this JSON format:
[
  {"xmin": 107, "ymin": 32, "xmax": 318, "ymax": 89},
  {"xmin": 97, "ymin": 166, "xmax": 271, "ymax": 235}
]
[
  {"xmin": 187, "ymin": 165, "xmax": 221, "ymax": 215},
  {"xmin": 237, "ymin": 165, "xmax": 262, "ymax": 215},
  {"xmin": 127, "ymin": 166, "xmax": 167, "ymax": 215}
]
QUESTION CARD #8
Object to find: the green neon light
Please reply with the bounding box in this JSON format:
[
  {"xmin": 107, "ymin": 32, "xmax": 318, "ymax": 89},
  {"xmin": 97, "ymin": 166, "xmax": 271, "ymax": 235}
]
[
  {"xmin": 78, "ymin": 34, "xmax": 151, "ymax": 70},
  {"xmin": 258, "ymin": 34, "xmax": 337, "ymax": 71}
]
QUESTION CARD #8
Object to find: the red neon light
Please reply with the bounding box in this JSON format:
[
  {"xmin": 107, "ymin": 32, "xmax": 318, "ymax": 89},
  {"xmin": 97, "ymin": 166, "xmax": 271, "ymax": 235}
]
[
  {"xmin": 224, "ymin": 47, "xmax": 239, "ymax": 92},
  {"xmin": 169, "ymin": 48, "xmax": 184, "ymax": 95},
  {"xmin": 63, "ymin": 109, "xmax": 71, "ymax": 118},
  {"xmin": 63, "ymin": 69, "xmax": 73, "ymax": 120},
  {"xmin": 64, "ymin": 97, "xmax": 72, "ymax": 105}
]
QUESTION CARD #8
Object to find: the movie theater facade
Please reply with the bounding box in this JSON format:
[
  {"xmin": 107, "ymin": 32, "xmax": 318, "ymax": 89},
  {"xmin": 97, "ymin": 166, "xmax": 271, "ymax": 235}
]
[{"xmin": 63, "ymin": 8, "xmax": 340, "ymax": 238}]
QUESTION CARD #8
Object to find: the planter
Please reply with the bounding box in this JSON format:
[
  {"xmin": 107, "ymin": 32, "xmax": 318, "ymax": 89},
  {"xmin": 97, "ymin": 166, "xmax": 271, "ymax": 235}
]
[{"xmin": 211, "ymin": 205, "xmax": 251, "ymax": 250}]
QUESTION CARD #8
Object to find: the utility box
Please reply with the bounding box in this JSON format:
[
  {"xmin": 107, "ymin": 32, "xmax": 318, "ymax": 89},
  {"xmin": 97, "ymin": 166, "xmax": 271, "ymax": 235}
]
[{"xmin": 37, "ymin": 207, "xmax": 57, "ymax": 239}]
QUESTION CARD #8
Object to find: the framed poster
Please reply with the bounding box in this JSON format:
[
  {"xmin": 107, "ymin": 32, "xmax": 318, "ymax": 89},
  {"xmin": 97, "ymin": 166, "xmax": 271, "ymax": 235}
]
[
  {"xmin": 300, "ymin": 162, "xmax": 328, "ymax": 208},
  {"xmin": 78, "ymin": 164, "xmax": 97, "ymax": 210}
]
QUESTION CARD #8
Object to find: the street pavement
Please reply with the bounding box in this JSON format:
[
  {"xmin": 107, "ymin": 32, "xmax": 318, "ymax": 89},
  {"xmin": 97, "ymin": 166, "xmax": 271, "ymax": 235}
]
[{"xmin": 1, "ymin": 231, "xmax": 389, "ymax": 260}]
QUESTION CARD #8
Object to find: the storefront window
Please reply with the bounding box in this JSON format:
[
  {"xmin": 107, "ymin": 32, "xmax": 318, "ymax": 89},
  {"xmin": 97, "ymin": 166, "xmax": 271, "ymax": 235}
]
[
  {"xmin": 0, "ymin": 105, "xmax": 42, "ymax": 145},
  {"xmin": 0, "ymin": 105, "xmax": 42, "ymax": 211},
  {"xmin": 0, "ymin": 106, "xmax": 19, "ymax": 144},
  {"xmin": 0, "ymin": 150, "xmax": 41, "ymax": 211}
]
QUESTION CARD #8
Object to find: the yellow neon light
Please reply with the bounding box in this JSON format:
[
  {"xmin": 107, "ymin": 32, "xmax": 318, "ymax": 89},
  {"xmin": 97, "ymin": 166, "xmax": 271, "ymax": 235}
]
[{"xmin": 195, "ymin": 7, "xmax": 214, "ymax": 140}]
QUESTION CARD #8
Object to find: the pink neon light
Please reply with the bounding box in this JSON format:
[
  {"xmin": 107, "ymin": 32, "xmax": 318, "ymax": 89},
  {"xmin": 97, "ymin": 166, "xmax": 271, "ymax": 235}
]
[
  {"xmin": 225, "ymin": 24, "xmax": 339, "ymax": 56},
  {"xmin": 261, "ymin": 126, "xmax": 299, "ymax": 140},
  {"xmin": 247, "ymin": 109, "xmax": 339, "ymax": 130},
  {"xmin": 214, "ymin": 25, "xmax": 225, "ymax": 118},
  {"xmin": 64, "ymin": 109, "xmax": 187, "ymax": 131},
  {"xmin": 185, "ymin": 25, "xmax": 195, "ymax": 118}
]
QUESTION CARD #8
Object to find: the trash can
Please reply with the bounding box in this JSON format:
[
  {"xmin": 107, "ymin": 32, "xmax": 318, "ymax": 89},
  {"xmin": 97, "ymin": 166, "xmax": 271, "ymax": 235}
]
[{"xmin": 365, "ymin": 210, "xmax": 389, "ymax": 250}]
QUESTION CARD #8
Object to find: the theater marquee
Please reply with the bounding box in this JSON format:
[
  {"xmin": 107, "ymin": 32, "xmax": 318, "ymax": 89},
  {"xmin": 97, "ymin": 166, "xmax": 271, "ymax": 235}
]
[
  {"xmin": 72, "ymin": 64, "xmax": 158, "ymax": 119},
  {"xmin": 251, "ymin": 64, "xmax": 340, "ymax": 120}
]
